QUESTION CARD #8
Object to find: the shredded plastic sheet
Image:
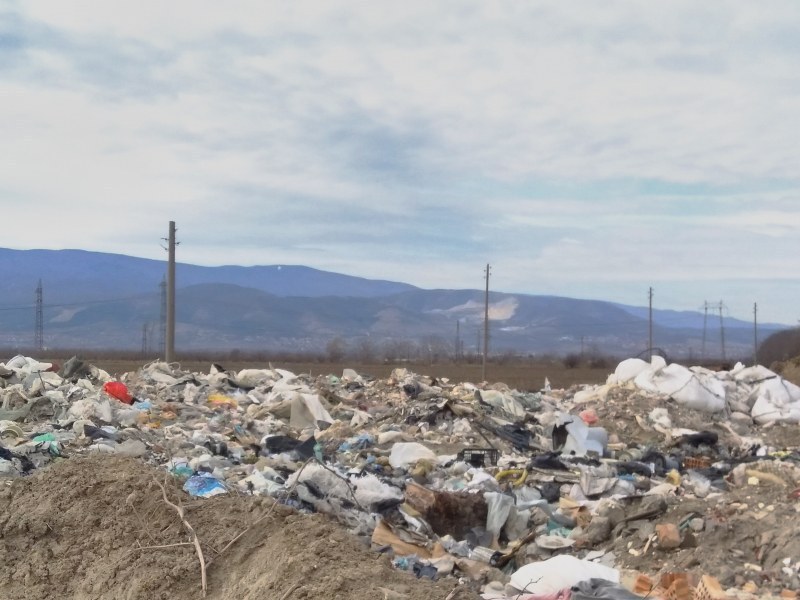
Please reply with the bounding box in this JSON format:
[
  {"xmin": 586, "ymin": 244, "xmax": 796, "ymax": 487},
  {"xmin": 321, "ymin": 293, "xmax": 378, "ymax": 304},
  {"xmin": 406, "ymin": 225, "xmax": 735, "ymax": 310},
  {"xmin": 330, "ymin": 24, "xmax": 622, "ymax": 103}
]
[
  {"xmin": 182, "ymin": 473, "xmax": 227, "ymax": 498},
  {"xmin": 479, "ymin": 389, "xmax": 526, "ymax": 420}
]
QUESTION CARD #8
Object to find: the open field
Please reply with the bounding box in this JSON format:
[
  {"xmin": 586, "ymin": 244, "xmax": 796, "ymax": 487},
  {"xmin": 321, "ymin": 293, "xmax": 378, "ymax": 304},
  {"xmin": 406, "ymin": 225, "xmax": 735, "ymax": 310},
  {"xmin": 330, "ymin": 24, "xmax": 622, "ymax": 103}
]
[
  {"xmin": 24, "ymin": 349, "xmax": 785, "ymax": 389},
  {"xmin": 51, "ymin": 357, "xmax": 612, "ymax": 391}
]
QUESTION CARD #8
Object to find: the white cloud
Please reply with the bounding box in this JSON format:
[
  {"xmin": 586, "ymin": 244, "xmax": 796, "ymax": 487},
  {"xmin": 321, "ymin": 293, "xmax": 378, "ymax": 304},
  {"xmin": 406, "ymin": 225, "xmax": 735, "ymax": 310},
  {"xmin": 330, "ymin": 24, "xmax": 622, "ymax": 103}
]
[{"xmin": 2, "ymin": 1, "xmax": 800, "ymax": 323}]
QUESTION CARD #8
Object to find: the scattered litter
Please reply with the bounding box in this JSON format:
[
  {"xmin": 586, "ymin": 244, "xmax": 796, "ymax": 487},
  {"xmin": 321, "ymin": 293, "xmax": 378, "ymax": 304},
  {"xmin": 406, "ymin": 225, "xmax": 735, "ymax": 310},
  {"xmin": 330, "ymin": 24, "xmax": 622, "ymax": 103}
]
[{"xmin": 1, "ymin": 354, "xmax": 799, "ymax": 599}]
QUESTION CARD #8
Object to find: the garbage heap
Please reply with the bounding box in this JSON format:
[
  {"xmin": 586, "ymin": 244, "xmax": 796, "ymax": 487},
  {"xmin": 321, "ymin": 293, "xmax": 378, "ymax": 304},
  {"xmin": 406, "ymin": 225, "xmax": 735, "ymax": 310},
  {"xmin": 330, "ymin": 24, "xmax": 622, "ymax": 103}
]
[{"xmin": 1, "ymin": 354, "xmax": 800, "ymax": 600}]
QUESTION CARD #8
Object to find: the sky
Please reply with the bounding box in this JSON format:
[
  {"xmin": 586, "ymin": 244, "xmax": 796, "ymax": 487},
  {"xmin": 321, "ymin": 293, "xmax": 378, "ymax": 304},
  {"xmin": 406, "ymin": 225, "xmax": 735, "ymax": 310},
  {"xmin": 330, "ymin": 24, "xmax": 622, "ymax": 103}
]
[{"xmin": 2, "ymin": 1, "xmax": 800, "ymax": 325}]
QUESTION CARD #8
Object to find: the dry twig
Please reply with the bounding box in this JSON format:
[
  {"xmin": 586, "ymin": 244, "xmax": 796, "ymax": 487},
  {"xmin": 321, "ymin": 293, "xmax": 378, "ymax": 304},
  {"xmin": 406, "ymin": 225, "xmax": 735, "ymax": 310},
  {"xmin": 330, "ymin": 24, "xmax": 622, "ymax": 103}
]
[
  {"xmin": 514, "ymin": 576, "xmax": 542, "ymax": 600},
  {"xmin": 279, "ymin": 582, "xmax": 301, "ymax": 600},
  {"xmin": 154, "ymin": 476, "xmax": 207, "ymax": 597},
  {"xmin": 136, "ymin": 541, "xmax": 193, "ymax": 550},
  {"xmin": 444, "ymin": 588, "xmax": 460, "ymax": 600}
]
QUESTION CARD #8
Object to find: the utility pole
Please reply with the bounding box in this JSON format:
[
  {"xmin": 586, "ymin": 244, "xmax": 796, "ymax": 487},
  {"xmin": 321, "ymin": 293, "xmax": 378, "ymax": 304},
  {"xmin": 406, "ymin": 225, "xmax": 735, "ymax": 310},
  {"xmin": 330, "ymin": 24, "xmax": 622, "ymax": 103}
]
[
  {"xmin": 141, "ymin": 323, "xmax": 149, "ymax": 357},
  {"xmin": 34, "ymin": 279, "xmax": 43, "ymax": 353},
  {"xmin": 454, "ymin": 320, "xmax": 461, "ymax": 362},
  {"xmin": 718, "ymin": 300, "xmax": 726, "ymax": 362},
  {"xmin": 648, "ymin": 286, "xmax": 654, "ymax": 357},
  {"xmin": 165, "ymin": 221, "xmax": 177, "ymax": 363},
  {"xmin": 482, "ymin": 264, "xmax": 490, "ymax": 382},
  {"xmin": 159, "ymin": 277, "xmax": 167, "ymax": 357},
  {"xmin": 580, "ymin": 335, "xmax": 585, "ymax": 358},
  {"xmin": 753, "ymin": 302, "xmax": 758, "ymax": 366},
  {"xmin": 701, "ymin": 301, "xmax": 709, "ymax": 360}
]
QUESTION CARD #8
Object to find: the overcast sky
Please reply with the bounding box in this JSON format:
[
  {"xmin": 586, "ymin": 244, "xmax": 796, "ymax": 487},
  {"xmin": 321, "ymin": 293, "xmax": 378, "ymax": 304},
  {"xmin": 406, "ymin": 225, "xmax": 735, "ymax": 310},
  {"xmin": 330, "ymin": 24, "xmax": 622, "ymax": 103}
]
[{"xmin": 2, "ymin": 2, "xmax": 800, "ymax": 324}]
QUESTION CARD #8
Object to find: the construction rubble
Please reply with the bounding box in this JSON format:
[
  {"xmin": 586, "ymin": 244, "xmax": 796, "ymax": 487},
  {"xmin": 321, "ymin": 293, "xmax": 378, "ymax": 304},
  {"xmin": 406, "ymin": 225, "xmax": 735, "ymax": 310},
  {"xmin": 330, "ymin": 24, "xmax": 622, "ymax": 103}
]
[{"xmin": 2, "ymin": 354, "xmax": 800, "ymax": 600}]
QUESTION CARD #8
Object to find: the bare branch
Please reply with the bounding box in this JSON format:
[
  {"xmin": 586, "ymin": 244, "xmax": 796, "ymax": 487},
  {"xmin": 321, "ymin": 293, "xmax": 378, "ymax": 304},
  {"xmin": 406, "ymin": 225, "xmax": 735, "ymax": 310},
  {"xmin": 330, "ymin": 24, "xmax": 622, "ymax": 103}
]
[{"xmin": 153, "ymin": 476, "xmax": 207, "ymax": 597}]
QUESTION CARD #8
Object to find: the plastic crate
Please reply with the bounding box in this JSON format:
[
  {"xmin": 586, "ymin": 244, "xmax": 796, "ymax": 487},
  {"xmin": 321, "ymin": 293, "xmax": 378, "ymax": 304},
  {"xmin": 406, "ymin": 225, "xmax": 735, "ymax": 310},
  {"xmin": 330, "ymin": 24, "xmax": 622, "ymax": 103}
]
[{"xmin": 457, "ymin": 448, "xmax": 500, "ymax": 468}]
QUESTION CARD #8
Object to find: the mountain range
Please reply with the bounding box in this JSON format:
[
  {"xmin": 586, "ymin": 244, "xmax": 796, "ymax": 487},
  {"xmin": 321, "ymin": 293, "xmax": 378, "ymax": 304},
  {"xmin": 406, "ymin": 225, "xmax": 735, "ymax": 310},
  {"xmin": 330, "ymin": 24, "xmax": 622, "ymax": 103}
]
[{"xmin": 0, "ymin": 248, "xmax": 786, "ymax": 359}]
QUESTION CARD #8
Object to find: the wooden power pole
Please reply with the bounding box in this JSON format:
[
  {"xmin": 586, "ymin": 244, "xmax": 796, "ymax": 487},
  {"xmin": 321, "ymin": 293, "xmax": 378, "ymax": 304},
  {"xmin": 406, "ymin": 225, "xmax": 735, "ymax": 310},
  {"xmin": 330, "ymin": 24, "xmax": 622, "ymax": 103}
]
[
  {"xmin": 166, "ymin": 221, "xmax": 177, "ymax": 363},
  {"xmin": 718, "ymin": 300, "xmax": 726, "ymax": 362},
  {"xmin": 648, "ymin": 286, "xmax": 654, "ymax": 357},
  {"xmin": 753, "ymin": 302, "xmax": 758, "ymax": 366},
  {"xmin": 482, "ymin": 264, "xmax": 490, "ymax": 382}
]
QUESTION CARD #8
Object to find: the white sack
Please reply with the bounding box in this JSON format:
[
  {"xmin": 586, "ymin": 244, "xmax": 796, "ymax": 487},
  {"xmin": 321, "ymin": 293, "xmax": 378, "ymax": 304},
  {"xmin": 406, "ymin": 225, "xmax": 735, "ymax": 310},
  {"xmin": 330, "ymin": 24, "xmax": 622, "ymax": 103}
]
[
  {"xmin": 751, "ymin": 378, "xmax": 800, "ymax": 424},
  {"xmin": 732, "ymin": 364, "xmax": 778, "ymax": 383},
  {"xmin": 634, "ymin": 362, "xmax": 692, "ymax": 396},
  {"xmin": 389, "ymin": 442, "xmax": 436, "ymax": 468},
  {"xmin": 289, "ymin": 393, "xmax": 333, "ymax": 429},
  {"xmin": 234, "ymin": 369, "xmax": 274, "ymax": 388},
  {"xmin": 610, "ymin": 358, "xmax": 650, "ymax": 384},
  {"xmin": 510, "ymin": 555, "xmax": 619, "ymax": 596},
  {"xmin": 2, "ymin": 356, "xmax": 53, "ymax": 377},
  {"xmin": 670, "ymin": 373, "xmax": 727, "ymax": 412},
  {"xmin": 632, "ymin": 361, "xmax": 726, "ymax": 412}
]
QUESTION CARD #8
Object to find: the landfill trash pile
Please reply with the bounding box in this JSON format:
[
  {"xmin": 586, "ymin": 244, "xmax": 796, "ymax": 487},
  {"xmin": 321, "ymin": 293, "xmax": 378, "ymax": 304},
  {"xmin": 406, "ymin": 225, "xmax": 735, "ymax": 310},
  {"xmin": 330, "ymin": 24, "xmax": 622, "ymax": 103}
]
[{"xmin": 1, "ymin": 354, "xmax": 800, "ymax": 600}]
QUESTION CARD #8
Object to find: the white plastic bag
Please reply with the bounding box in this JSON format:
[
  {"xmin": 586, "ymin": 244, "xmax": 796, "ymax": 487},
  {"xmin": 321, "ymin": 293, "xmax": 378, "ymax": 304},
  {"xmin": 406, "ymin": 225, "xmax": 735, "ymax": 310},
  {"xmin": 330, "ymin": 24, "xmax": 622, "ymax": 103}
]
[
  {"xmin": 389, "ymin": 442, "xmax": 436, "ymax": 468},
  {"xmin": 510, "ymin": 555, "xmax": 619, "ymax": 596}
]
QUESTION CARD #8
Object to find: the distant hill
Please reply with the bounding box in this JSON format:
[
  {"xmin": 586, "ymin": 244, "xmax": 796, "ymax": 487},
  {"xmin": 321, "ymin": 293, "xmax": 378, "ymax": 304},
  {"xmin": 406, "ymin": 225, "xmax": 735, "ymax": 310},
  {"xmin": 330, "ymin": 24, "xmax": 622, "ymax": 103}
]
[
  {"xmin": 0, "ymin": 248, "xmax": 788, "ymax": 357},
  {"xmin": 0, "ymin": 248, "xmax": 417, "ymax": 303}
]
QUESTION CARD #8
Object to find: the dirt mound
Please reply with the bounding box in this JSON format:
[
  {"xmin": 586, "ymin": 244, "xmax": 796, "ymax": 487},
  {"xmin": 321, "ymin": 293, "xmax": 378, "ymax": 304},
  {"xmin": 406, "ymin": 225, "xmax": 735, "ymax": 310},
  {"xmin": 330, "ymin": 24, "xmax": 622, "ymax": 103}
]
[{"xmin": 0, "ymin": 456, "xmax": 478, "ymax": 600}]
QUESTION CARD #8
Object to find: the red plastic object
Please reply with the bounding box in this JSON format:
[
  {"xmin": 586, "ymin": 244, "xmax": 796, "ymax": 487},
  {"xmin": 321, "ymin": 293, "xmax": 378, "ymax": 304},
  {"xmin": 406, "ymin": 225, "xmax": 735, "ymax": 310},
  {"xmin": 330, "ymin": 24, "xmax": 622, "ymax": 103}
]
[
  {"xmin": 579, "ymin": 408, "xmax": 599, "ymax": 425},
  {"xmin": 103, "ymin": 381, "xmax": 133, "ymax": 405}
]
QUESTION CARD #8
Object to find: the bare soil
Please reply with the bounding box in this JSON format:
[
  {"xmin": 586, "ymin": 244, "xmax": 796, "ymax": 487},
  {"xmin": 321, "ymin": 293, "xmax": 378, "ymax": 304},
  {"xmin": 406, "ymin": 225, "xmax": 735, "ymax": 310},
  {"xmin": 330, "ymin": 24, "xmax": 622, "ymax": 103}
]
[
  {"xmin": 0, "ymin": 455, "xmax": 479, "ymax": 600},
  {"xmin": 610, "ymin": 483, "xmax": 800, "ymax": 592}
]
